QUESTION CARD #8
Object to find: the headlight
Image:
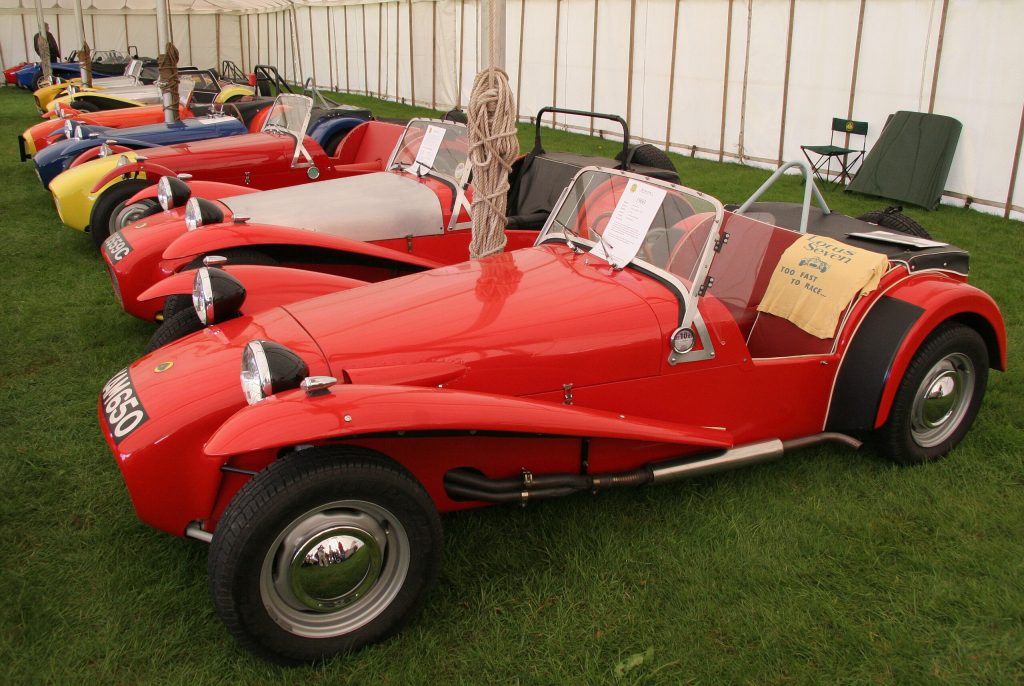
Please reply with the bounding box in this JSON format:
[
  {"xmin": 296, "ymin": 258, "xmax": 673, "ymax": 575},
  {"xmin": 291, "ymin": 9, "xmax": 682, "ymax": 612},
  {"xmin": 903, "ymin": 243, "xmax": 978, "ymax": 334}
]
[
  {"xmin": 240, "ymin": 340, "xmax": 309, "ymax": 405},
  {"xmin": 98, "ymin": 143, "xmax": 112, "ymax": 158},
  {"xmin": 74, "ymin": 126, "xmax": 84, "ymax": 140},
  {"xmin": 55, "ymin": 102, "xmax": 65, "ymax": 118},
  {"xmin": 116, "ymin": 154, "xmax": 130, "ymax": 168},
  {"xmin": 63, "ymin": 118, "xmax": 74, "ymax": 138},
  {"xmin": 184, "ymin": 197, "xmax": 225, "ymax": 231},
  {"xmin": 192, "ymin": 266, "xmax": 246, "ymax": 325},
  {"xmin": 157, "ymin": 175, "xmax": 191, "ymax": 211}
]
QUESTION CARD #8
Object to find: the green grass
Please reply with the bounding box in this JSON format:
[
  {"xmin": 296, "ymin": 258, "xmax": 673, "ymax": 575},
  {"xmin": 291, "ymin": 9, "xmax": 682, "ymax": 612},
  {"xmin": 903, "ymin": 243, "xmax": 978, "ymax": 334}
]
[{"xmin": 1, "ymin": 85, "xmax": 1022, "ymax": 684}]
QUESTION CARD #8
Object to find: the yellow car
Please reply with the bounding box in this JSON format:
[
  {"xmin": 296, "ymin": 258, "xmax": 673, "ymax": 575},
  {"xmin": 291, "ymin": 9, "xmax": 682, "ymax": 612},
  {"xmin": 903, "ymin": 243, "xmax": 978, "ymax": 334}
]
[{"xmin": 50, "ymin": 152, "xmax": 141, "ymax": 234}]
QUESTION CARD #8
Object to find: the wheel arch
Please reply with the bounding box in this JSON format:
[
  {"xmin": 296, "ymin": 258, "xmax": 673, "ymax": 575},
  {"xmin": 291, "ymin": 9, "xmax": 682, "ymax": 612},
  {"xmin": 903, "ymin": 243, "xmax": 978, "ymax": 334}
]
[{"xmin": 827, "ymin": 275, "xmax": 1005, "ymax": 433}]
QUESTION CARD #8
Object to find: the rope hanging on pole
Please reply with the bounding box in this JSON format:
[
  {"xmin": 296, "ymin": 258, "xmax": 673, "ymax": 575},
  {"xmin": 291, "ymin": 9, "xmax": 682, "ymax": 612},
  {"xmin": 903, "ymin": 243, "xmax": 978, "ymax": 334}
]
[
  {"xmin": 79, "ymin": 42, "xmax": 93, "ymax": 89},
  {"xmin": 157, "ymin": 42, "xmax": 180, "ymax": 122},
  {"xmin": 467, "ymin": 2, "xmax": 517, "ymax": 260}
]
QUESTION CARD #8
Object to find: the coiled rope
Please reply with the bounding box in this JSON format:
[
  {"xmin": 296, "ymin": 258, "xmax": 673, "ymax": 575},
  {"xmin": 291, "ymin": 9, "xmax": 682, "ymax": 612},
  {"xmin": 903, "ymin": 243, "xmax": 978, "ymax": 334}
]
[
  {"xmin": 466, "ymin": 5, "xmax": 518, "ymax": 260},
  {"xmin": 79, "ymin": 42, "xmax": 93, "ymax": 88},
  {"xmin": 157, "ymin": 43, "xmax": 180, "ymax": 121}
]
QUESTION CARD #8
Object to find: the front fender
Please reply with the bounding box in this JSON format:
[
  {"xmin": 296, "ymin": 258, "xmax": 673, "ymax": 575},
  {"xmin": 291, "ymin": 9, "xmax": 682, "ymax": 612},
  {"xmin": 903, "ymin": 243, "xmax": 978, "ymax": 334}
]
[
  {"xmin": 205, "ymin": 385, "xmax": 736, "ymax": 458},
  {"xmin": 827, "ymin": 273, "xmax": 1005, "ymax": 432},
  {"xmin": 69, "ymin": 144, "xmax": 133, "ymax": 169},
  {"xmin": 214, "ymin": 85, "xmax": 256, "ymax": 103},
  {"xmin": 125, "ymin": 180, "xmax": 260, "ymax": 206},
  {"xmin": 92, "ymin": 160, "xmax": 176, "ymax": 193},
  {"xmin": 162, "ymin": 222, "xmax": 444, "ymax": 269},
  {"xmin": 138, "ymin": 264, "xmax": 369, "ymax": 305}
]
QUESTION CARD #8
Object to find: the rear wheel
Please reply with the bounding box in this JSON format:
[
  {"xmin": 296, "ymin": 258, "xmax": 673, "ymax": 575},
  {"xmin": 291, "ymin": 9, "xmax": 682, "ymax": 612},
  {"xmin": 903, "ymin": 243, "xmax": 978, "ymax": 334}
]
[
  {"xmin": 208, "ymin": 447, "xmax": 442, "ymax": 664},
  {"xmin": 856, "ymin": 207, "xmax": 931, "ymax": 239},
  {"xmin": 876, "ymin": 323, "xmax": 988, "ymax": 465},
  {"xmin": 89, "ymin": 179, "xmax": 151, "ymax": 250},
  {"xmin": 161, "ymin": 247, "xmax": 277, "ymax": 320}
]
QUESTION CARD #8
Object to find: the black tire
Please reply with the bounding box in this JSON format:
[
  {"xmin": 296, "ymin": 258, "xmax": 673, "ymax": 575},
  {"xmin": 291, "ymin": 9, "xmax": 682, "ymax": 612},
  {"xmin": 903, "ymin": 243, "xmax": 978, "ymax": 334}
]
[
  {"xmin": 161, "ymin": 248, "xmax": 277, "ymax": 319},
  {"xmin": 616, "ymin": 143, "xmax": 676, "ymax": 173},
  {"xmin": 112, "ymin": 198, "xmax": 161, "ymax": 232},
  {"xmin": 208, "ymin": 447, "xmax": 443, "ymax": 664},
  {"xmin": 856, "ymin": 207, "xmax": 931, "ymax": 239},
  {"xmin": 876, "ymin": 323, "xmax": 988, "ymax": 465},
  {"xmin": 144, "ymin": 307, "xmax": 203, "ymax": 353},
  {"xmin": 89, "ymin": 179, "xmax": 151, "ymax": 250},
  {"xmin": 34, "ymin": 74, "xmax": 50, "ymax": 91}
]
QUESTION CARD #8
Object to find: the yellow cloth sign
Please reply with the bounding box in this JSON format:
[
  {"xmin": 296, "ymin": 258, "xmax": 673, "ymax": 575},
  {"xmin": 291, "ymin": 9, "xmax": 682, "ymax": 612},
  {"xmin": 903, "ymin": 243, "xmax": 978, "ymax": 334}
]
[{"xmin": 757, "ymin": 234, "xmax": 890, "ymax": 339}]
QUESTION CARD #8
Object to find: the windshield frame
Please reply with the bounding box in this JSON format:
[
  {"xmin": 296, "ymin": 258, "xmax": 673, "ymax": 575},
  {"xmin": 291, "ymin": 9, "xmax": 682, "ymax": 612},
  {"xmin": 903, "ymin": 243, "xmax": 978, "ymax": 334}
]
[
  {"xmin": 385, "ymin": 118, "xmax": 471, "ymax": 187},
  {"xmin": 260, "ymin": 93, "xmax": 314, "ymax": 168},
  {"xmin": 535, "ymin": 166, "xmax": 725, "ymax": 330}
]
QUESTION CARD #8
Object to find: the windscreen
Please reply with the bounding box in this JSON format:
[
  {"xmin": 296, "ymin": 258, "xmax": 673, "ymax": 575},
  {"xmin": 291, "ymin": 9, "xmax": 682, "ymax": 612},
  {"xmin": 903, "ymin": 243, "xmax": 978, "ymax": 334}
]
[
  {"xmin": 539, "ymin": 168, "xmax": 721, "ymax": 286},
  {"xmin": 388, "ymin": 120, "xmax": 470, "ymax": 184}
]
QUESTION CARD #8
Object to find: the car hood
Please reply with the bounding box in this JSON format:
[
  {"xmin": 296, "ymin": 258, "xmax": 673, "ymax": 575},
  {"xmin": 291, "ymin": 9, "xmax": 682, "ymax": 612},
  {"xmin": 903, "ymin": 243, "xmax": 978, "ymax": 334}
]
[
  {"xmin": 220, "ymin": 172, "xmax": 444, "ymax": 240},
  {"xmin": 119, "ymin": 130, "xmax": 292, "ymax": 162},
  {"xmin": 283, "ymin": 244, "xmax": 666, "ymax": 397}
]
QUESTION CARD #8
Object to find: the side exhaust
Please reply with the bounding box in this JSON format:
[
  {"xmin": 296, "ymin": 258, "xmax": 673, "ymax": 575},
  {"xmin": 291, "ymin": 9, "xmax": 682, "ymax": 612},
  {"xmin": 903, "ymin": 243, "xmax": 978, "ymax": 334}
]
[{"xmin": 444, "ymin": 432, "xmax": 861, "ymax": 505}]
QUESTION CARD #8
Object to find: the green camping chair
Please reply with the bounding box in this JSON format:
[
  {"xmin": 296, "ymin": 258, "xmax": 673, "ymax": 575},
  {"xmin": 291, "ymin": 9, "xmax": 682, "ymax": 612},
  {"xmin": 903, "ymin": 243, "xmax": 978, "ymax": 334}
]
[{"xmin": 801, "ymin": 117, "xmax": 868, "ymax": 186}]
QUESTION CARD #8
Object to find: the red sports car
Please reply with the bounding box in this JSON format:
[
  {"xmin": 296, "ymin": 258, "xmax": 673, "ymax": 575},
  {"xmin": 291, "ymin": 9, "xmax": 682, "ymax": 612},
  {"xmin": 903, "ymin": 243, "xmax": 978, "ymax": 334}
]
[{"xmin": 99, "ymin": 163, "xmax": 1004, "ymax": 663}]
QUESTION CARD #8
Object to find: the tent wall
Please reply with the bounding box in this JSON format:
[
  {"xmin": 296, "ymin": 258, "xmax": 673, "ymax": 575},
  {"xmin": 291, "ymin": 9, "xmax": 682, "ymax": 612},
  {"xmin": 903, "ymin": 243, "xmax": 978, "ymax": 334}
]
[{"xmin": 1, "ymin": 0, "xmax": 1021, "ymax": 219}]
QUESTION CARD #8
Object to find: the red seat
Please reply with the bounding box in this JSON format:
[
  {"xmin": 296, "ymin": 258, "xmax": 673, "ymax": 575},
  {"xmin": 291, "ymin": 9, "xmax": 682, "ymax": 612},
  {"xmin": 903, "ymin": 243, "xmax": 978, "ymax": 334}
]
[{"xmin": 333, "ymin": 121, "xmax": 405, "ymax": 170}]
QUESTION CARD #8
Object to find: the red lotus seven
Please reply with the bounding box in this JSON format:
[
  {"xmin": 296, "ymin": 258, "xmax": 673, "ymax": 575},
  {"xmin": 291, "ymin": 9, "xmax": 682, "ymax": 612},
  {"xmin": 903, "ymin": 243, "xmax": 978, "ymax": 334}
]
[{"xmin": 99, "ymin": 166, "xmax": 1005, "ymax": 663}]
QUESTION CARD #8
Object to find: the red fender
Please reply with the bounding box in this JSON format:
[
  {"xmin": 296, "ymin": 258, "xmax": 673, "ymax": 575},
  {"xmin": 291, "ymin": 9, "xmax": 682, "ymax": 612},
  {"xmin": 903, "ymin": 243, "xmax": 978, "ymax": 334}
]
[
  {"xmin": 138, "ymin": 264, "xmax": 368, "ymax": 308},
  {"xmin": 204, "ymin": 384, "xmax": 736, "ymax": 458},
  {"xmin": 866, "ymin": 273, "xmax": 1006, "ymax": 428},
  {"xmin": 126, "ymin": 181, "xmax": 259, "ymax": 206},
  {"xmin": 69, "ymin": 144, "xmax": 131, "ymax": 169},
  {"xmin": 91, "ymin": 160, "xmax": 177, "ymax": 193},
  {"xmin": 162, "ymin": 222, "xmax": 445, "ymax": 269}
]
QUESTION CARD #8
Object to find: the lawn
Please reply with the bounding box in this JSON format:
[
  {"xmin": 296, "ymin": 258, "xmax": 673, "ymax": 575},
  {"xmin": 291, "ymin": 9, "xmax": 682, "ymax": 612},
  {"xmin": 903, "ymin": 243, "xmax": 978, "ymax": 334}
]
[{"xmin": 0, "ymin": 85, "xmax": 1021, "ymax": 684}]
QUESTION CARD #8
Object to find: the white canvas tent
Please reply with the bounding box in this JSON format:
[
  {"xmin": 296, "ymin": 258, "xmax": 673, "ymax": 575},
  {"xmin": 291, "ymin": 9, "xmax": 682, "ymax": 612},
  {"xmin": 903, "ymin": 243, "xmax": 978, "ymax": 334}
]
[{"xmin": 2, "ymin": 0, "xmax": 1022, "ymax": 219}]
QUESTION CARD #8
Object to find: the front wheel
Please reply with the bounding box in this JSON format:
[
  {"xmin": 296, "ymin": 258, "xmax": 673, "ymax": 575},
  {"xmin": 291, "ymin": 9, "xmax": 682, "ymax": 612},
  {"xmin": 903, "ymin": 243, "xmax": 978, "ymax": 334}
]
[
  {"xmin": 89, "ymin": 179, "xmax": 151, "ymax": 250},
  {"xmin": 876, "ymin": 323, "xmax": 988, "ymax": 465},
  {"xmin": 113, "ymin": 198, "xmax": 161, "ymax": 232},
  {"xmin": 208, "ymin": 447, "xmax": 443, "ymax": 663}
]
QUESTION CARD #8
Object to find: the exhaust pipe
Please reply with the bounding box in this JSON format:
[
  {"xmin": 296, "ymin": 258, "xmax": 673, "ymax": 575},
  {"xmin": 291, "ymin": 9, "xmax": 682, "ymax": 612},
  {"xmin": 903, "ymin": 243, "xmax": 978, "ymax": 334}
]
[{"xmin": 444, "ymin": 432, "xmax": 861, "ymax": 504}]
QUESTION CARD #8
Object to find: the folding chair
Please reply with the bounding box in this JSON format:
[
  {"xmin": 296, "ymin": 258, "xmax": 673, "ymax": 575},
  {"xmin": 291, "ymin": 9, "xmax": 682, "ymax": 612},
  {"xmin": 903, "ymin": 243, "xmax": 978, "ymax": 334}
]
[{"xmin": 801, "ymin": 117, "xmax": 868, "ymax": 186}]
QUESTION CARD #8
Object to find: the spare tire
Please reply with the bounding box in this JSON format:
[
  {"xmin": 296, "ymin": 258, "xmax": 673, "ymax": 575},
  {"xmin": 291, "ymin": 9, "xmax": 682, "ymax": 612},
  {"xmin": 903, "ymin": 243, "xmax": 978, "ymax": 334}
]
[
  {"xmin": 856, "ymin": 206, "xmax": 932, "ymax": 239},
  {"xmin": 616, "ymin": 144, "xmax": 676, "ymax": 173}
]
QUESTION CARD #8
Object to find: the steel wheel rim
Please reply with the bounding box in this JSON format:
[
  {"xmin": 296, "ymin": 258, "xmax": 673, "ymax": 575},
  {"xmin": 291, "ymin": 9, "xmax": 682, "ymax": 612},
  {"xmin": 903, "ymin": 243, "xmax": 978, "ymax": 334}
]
[
  {"xmin": 113, "ymin": 202, "xmax": 149, "ymax": 231},
  {"xmin": 910, "ymin": 352, "xmax": 975, "ymax": 448},
  {"xmin": 259, "ymin": 499, "xmax": 410, "ymax": 639}
]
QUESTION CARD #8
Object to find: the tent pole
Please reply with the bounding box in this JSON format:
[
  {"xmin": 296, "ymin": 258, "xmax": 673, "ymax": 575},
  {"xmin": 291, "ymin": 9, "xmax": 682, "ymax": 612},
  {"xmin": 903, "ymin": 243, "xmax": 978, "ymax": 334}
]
[
  {"xmin": 362, "ymin": 4, "xmax": 369, "ymax": 97},
  {"xmin": 718, "ymin": 0, "xmax": 734, "ymax": 163},
  {"xmin": 776, "ymin": 0, "xmax": 795, "ymax": 164},
  {"xmin": 32, "ymin": 0, "xmax": 52, "ymax": 84},
  {"xmin": 928, "ymin": 0, "xmax": 950, "ymax": 114},
  {"xmin": 73, "ymin": 0, "xmax": 91, "ymax": 86},
  {"xmin": 664, "ymin": 0, "xmax": 681, "ymax": 152},
  {"xmin": 1005, "ymin": 104, "xmax": 1024, "ymax": 219}
]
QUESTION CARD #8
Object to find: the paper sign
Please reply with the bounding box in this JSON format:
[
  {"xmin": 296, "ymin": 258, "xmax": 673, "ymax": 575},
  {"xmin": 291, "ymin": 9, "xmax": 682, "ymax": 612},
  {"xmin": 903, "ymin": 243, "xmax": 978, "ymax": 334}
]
[
  {"xmin": 847, "ymin": 230, "xmax": 948, "ymax": 249},
  {"xmin": 410, "ymin": 125, "xmax": 447, "ymax": 175},
  {"xmin": 590, "ymin": 181, "xmax": 667, "ymax": 268},
  {"xmin": 196, "ymin": 116, "xmax": 237, "ymax": 125}
]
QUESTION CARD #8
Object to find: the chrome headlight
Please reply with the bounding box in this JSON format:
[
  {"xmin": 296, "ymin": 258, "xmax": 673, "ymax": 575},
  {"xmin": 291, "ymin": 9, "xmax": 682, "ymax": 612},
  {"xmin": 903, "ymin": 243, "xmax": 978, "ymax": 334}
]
[
  {"xmin": 192, "ymin": 266, "xmax": 246, "ymax": 325},
  {"xmin": 55, "ymin": 102, "xmax": 65, "ymax": 119},
  {"xmin": 157, "ymin": 175, "xmax": 191, "ymax": 211},
  {"xmin": 116, "ymin": 153, "xmax": 130, "ymax": 168},
  {"xmin": 63, "ymin": 118, "xmax": 74, "ymax": 138},
  {"xmin": 74, "ymin": 125, "xmax": 85, "ymax": 140},
  {"xmin": 240, "ymin": 340, "xmax": 309, "ymax": 405},
  {"xmin": 184, "ymin": 197, "xmax": 225, "ymax": 231},
  {"xmin": 98, "ymin": 143, "xmax": 112, "ymax": 158}
]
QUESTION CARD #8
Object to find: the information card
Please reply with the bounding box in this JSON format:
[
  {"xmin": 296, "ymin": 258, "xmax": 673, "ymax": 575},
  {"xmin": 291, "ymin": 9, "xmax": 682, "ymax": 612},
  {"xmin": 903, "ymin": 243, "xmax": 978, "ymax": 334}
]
[{"xmin": 589, "ymin": 180, "xmax": 667, "ymax": 268}]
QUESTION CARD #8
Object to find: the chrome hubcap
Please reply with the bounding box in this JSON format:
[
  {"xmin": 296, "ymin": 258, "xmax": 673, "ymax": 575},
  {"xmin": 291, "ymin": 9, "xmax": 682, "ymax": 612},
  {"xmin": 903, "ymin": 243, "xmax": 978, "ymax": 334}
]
[
  {"xmin": 114, "ymin": 203, "xmax": 149, "ymax": 230},
  {"xmin": 260, "ymin": 500, "xmax": 409, "ymax": 639},
  {"xmin": 910, "ymin": 352, "xmax": 974, "ymax": 448}
]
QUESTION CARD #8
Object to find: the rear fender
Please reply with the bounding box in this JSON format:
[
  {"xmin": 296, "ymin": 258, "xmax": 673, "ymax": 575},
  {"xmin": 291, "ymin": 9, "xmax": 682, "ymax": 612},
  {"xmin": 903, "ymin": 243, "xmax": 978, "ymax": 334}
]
[
  {"xmin": 69, "ymin": 144, "xmax": 132, "ymax": 169},
  {"xmin": 91, "ymin": 160, "xmax": 176, "ymax": 192},
  {"xmin": 205, "ymin": 385, "xmax": 735, "ymax": 458},
  {"xmin": 214, "ymin": 85, "xmax": 256, "ymax": 103},
  {"xmin": 162, "ymin": 223, "xmax": 444, "ymax": 269},
  {"xmin": 826, "ymin": 274, "xmax": 1006, "ymax": 432},
  {"xmin": 126, "ymin": 180, "xmax": 259, "ymax": 205},
  {"xmin": 137, "ymin": 264, "xmax": 369, "ymax": 302}
]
